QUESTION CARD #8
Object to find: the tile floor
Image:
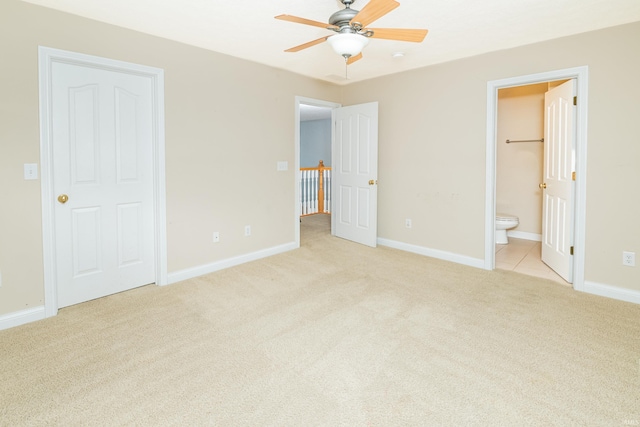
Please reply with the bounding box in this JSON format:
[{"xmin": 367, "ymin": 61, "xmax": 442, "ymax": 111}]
[{"xmin": 496, "ymin": 237, "xmax": 570, "ymax": 286}]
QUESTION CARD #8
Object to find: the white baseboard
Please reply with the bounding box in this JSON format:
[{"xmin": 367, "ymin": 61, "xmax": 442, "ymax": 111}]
[
  {"xmin": 0, "ymin": 306, "xmax": 46, "ymax": 331},
  {"xmin": 507, "ymin": 231, "xmax": 542, "ymax": 241},
  {"xmin": 377, "ymin": 238, "xmax": 485, "ymax": 269},
  {"xmin": 0, "ymin": 243, "xmax": 297, "ymax": 331},
  {"xmin": 167, "ymin": 242, "xmax": 298, "ymax": 284},
  {"xmin": 582, "ymin": 280, "xmax": 640, "ymax": 305}
]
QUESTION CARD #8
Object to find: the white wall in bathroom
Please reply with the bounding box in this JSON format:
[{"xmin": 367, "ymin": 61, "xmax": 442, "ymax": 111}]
[{"xmin": 496, "ymin": 83, "xmax": 547, "ymax": 235}]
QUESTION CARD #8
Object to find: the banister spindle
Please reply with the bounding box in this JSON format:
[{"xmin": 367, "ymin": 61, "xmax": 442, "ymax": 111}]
[{"xmin": 299, "ymin": 160, "xmax": 332, "ymax": 217}]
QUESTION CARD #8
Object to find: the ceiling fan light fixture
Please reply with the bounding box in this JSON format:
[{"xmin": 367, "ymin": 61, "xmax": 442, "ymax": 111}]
[{"xmin": 327, "ymin": 33, "xmax": 369, "ymax": 58}]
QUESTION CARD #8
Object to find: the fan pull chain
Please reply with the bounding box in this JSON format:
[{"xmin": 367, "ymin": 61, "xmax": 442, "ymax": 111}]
[{"xmin": 344, "ymin": 55, "xmax": 349, "ymax": 80}]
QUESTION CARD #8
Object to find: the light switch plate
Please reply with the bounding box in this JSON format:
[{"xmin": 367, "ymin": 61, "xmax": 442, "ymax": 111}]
[
  {"xmin": 24, "ymin": 163, "xmax": 38, "ymax": 180},
  {"xmin": 277, "ymin": 161, "xmax": 288, "ymax": 171}
]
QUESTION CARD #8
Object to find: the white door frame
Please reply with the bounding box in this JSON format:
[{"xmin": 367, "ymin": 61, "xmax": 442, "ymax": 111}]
[
  {"xmin": 484, "ymin": 66, "xmax": 588, "ymax": 291},
  {"xmin": 294, "ymin": 96, "xmax": 341, "ymax": 247},
  {"xmin": 38, "ymin": 46, "xmax": 168, "ymax": 317}
]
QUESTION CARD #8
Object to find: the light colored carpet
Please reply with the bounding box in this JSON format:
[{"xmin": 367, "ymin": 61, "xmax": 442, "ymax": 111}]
[{"xmin": 1, "ymin": 214, "xmax": 639, "ymax": 426}]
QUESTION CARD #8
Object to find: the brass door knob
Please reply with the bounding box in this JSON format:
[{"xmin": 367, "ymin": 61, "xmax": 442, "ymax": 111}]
[
  {"xmin": 539, "ymin": 183, "xmax": 547, "ymax": 189},
  {"xmin": 57, "ymin": 194, "xmax": 69, "ymax": 204},
  {"xmin": 368, "ymin": 180, "xmax": 377, "ymax": 185}
]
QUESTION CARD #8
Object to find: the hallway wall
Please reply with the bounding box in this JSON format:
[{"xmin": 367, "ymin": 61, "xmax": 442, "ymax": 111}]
[{"xmin": 300, "ymin": 119, "xmax": 331, "ymax": 168}]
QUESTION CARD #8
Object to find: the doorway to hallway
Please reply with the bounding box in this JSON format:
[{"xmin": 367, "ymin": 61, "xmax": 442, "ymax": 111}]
[
  {"xmin": 297, "ymin": 100, "xmax": 335, "ymax": 246},
  {"xmin": 294, "ymin": 97, "xmax": 380, "ymax": 249}
]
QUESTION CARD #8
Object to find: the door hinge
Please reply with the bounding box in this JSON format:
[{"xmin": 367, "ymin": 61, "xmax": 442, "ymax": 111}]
[
  {"xmin": 573, "ymin": 96, "xmax": 577, "ymax": 106},
  {"xmin": 570, "ymin": 246, "xmax": 574, "ymax": 255},
  {"xmin": 572, "ymin": 171, "xmax": 576, "ymax": 181}
]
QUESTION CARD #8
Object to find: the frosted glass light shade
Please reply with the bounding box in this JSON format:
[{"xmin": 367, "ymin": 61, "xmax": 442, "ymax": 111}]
[{"xmin": 327, "ymin": 33, "xmax": 369, "ymax": 57}]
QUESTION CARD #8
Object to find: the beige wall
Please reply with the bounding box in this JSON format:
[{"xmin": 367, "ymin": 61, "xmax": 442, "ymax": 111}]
[
  {"xmin": 0, "ymin": 0, "xmax": 340, "ymax": 315},
  {"xmin": 1, "ymin": 0, "xmax": 639, "ymax": 319},
  {"xmin": 342, "ymin": 21, "xmax": 640, "ymax": 292},
  {"xmin": 496, "ymin": 83, "xmax": 547, "ymax": 235}
]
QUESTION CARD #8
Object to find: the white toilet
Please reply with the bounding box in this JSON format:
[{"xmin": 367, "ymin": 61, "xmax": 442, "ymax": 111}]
[{"xmin": 495, "ymin": 213, "xmax": 519, "ymax": 244}]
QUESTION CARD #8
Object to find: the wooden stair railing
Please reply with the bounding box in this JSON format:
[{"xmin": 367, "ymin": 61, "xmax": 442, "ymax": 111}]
[{"xmin": 300, "ymin": 160, "xmax": 331, "ymax": 216}]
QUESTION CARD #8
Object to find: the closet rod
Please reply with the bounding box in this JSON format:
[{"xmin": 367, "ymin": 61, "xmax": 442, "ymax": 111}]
[{"xmin": 505, "ymin": 138, "xmax": 544, "ymax": 144}]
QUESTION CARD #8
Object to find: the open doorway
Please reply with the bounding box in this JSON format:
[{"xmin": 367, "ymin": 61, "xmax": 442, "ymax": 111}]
[
  {"xmin": 294, "ymin": 98, "xmax": 380, "ymax": 248},
  {"xmin": 300, "ymin": 103, "xmax": 333, "ymax": 242},
  {"xmin": 485, "ymin": 66, "xmax": 589, "ymax": 292},
  {"xmin": 495, "ymin": 80, "xmax": 570, "ymax": 285},
  {"xmin": 294, "ymin": 97, "xmax": 340, "ymax": 248},
  {"xmin": 295, "ymin": 100, "xmax": 380, "ymax": 249}
]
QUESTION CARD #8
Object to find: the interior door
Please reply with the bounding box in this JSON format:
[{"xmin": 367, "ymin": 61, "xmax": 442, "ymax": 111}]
[
  {"xmin": 52, "ymin": 61, "xmax": 155, "ymax": 308},
  {"xmin": 332, "ymin": 102, "xmax": 378, "ymax": 247},
  {"xmin": 541, "ymin": 80, "xmax": 576, "ymax": 283}
]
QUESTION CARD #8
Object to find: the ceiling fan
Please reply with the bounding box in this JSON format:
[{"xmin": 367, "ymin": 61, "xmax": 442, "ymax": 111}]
[{"xmin": 275, "ymin": 0, "xmax": 428, "ymax": 65}]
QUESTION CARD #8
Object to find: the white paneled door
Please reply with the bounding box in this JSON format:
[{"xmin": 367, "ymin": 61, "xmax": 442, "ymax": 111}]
[
  {"xmin": 541, "ymin": 79, "xmax": 576, "ymax": 283},
  {"xmin": 52, "ymin": 61, "xmax": 155, "ymax": 308},
  {"xmin": 332, "ymin": 102, "xmax": 378, "ymax": 247}
]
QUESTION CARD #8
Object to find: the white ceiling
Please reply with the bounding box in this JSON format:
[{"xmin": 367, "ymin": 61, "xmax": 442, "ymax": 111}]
[{"xmin": 23, "ymin": 0, "xmax": 640, "ymax": 85}]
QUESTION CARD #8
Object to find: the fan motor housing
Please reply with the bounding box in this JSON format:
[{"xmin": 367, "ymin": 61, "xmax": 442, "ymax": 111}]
[{"xmin": 329, "ymin": 8, "xmax": 358, "ymax": 28}]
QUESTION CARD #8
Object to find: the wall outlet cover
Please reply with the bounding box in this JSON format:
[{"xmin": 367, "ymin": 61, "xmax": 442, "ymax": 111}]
[{"xmin": 622, "ymin": 251, "xmax": 635, "ymax": 267}]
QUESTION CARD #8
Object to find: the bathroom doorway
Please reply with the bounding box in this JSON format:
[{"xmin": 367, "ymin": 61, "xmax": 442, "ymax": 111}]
[
  {"xmin": 495, "ymin": 80, "xmax": 569, "ymax": 284},
  {"xmin": 485, "ymin": 66, "xmax": 589, "ymax": 292}
]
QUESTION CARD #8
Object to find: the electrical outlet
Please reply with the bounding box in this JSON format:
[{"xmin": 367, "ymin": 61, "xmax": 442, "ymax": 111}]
[
  {"xmin": 622, "ymin": 251, "xmax": 635, "ymax": 267},
  {"xmin": 405, "ymin": 218, "xmax": 412, "ymax": 228},
  {"xmin": 213, "ymin": 232, "xmax": 220, "ymax": 243},
  {"xmin": 244, "ymin": 225, "xmax": 251, "ymax": 237}
]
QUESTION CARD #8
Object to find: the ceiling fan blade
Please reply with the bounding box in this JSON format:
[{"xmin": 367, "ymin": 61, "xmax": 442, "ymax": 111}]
[
  {"xmin": 284, "ymin": 36, "xmax": 331, "ymax": 53},
  {"xmin": 368, "ymin": 28, "xmax": 428, "ymax": 43},
  {"xmin": 350, "ymin": 0, "xmax": 400, "ymax": 28},
  {"xmin": 275, "ymin": 14, "xmax": 338, "ymax": 30},
  {"xmin": 347, "ymin": 53, "xmax": 363, "ymax": 65}
]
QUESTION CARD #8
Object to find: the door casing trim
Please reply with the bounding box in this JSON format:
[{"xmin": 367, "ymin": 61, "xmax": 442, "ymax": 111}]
[
  {"xmin": 485, "ymin": 66, "xmax": 588, "ymax": 291},
  {"xmin": 38, "ymin": 46, "xmax": 167, "ymax": 317}
]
